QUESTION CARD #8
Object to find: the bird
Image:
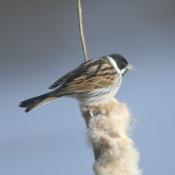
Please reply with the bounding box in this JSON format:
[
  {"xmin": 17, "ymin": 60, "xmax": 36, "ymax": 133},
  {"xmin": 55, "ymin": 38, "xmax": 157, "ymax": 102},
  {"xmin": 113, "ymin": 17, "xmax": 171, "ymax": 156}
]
[{"xmin": 19, "ymin": 54, "xmax": 132, "ymax": 112}]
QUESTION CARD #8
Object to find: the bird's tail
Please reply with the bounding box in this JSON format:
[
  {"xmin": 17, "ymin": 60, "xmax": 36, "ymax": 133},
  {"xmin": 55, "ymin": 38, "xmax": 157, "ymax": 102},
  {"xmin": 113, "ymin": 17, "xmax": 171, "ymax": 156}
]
[{"xmin": 19, "ymin": 92, "xmax": 58, "ymax": 112}]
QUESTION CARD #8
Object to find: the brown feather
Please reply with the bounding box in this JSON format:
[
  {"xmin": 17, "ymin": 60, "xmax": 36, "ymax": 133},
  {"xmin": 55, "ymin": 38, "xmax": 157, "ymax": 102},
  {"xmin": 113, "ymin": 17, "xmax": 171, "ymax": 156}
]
[
  {"xmin": 62, "ymin": 66, "xmax": 118, "ymax": 93},
  {"xmin": 49, "ymin": 57, "xmax": 119, "ymax": 94}
]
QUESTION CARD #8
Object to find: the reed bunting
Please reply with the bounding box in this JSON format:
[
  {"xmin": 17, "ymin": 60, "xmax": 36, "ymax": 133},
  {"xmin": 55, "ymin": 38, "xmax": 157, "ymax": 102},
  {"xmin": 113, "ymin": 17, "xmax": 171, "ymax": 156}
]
[{"xmin": 19, "ymin": 54, "xmax": 132, "ymax": 112}]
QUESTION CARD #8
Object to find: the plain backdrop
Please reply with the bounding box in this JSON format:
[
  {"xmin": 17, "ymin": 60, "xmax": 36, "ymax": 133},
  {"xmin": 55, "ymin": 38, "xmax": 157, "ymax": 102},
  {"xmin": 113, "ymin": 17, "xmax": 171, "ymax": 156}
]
[{"xmin": 0, "ymin": 0, "xmax": 175, "ymax": 175}]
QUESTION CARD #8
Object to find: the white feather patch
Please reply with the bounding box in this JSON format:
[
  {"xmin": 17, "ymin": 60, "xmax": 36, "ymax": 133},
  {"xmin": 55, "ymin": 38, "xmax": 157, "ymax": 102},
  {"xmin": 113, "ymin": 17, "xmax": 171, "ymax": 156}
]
[{"xmin": 107, "ymin": 56, "xmax": 122, "ymax": 77}]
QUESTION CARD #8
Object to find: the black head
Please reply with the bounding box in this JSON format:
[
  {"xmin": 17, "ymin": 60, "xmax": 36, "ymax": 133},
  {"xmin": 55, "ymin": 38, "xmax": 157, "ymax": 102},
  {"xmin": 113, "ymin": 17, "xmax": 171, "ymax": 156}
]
[{"xmin": 109, "ymin": 54, "xmax": 128, "ymax": 70}]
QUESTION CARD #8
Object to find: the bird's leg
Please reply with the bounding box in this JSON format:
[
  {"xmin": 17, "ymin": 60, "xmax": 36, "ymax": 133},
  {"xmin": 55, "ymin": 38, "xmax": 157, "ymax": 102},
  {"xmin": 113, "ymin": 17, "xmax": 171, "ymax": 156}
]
[
  {"xmin": 81, "ymin": 105, "xmax": 94, "ymax": 128},
  {"xmin": 87, "ymin": 106, "xmax": 94, "ymax": 117}
]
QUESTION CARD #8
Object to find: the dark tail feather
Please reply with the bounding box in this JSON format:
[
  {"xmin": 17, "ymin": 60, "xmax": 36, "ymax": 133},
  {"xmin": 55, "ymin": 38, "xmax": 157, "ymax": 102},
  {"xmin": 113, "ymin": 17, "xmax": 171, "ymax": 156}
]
[{"xmin": 19, "ymin": 92, "xmax": 57, "ymax": 112}]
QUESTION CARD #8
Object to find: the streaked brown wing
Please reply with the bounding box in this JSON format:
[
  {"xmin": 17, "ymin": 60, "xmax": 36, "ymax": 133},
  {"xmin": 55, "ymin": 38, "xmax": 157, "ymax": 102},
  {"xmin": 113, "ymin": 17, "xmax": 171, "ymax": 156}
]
[
  {"xmin": 64, "ymin": 73, "xmax": 118, "ymax": 92},
  {"xmin": 49, "ymin": 59, "xmax": 94, "ymax": 89},
  {"xmin": 58, "ymin": 58, "xmax": 118, "ymax": 93}
]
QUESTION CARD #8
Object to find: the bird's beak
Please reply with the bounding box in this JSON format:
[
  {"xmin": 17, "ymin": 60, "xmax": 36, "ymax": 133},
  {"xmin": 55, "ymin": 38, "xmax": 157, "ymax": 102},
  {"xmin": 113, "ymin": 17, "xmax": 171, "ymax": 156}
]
[{"xmin": 126, "ymin": 64, "xmax": 133, "ymax": 71}]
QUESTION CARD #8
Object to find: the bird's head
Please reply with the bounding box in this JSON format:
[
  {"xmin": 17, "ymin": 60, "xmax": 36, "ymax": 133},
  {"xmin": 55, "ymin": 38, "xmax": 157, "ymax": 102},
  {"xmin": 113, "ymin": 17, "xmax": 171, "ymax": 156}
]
[{"xmin": 109, "ymin": 54, "xmax": 133, "ymax": 75}]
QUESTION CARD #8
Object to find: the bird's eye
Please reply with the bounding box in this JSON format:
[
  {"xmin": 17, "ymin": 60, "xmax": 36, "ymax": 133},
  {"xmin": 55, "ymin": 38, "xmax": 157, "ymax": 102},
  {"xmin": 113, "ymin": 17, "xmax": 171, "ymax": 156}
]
[{"xmin": 123, "ymin": 60, "xmax": 128, "ymax": 67}]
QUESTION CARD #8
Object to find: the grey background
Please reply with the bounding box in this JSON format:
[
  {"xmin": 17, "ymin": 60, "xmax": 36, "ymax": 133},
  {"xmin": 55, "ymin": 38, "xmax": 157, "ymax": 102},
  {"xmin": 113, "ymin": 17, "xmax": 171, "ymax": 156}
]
[{"xmin": 0, "ymin": 0, "xmax": 175, "ymax": 175}]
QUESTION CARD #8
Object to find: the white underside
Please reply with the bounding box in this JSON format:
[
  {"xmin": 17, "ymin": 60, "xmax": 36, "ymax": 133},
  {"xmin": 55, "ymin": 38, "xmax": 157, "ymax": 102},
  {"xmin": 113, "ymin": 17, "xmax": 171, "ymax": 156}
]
[{"xmin": 78, "ymin": 82, "xmax": 121, "ymax": 107}]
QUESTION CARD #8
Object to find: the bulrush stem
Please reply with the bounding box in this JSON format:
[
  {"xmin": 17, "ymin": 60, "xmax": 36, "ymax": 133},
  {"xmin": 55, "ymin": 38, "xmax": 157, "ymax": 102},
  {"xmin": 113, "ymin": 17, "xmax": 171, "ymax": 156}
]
[{"xmin": 77, "ymin": 0, "xmax": 88, "ymax": 62}]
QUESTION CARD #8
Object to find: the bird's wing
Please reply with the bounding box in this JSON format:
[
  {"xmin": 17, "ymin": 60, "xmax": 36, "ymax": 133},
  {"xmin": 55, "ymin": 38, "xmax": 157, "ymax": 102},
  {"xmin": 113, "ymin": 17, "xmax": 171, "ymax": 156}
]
[
  {"xmin": 48, "ymin": 60, "xmax": 94, "ymax": 89},
  {"xmin": 50, "ymin": 58, "xmax": 119, "ymax": 93},
  {"xmin": 49, "ymin": 69, "xmax": 76, "ymax": 89}
]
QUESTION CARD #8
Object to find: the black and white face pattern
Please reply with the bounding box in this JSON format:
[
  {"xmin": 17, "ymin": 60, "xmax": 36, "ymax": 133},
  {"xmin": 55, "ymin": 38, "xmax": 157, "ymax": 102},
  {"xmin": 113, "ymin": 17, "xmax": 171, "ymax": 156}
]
[{"xmin": 109, "ymin": 54, "xmax": 129, "ymax": 75}]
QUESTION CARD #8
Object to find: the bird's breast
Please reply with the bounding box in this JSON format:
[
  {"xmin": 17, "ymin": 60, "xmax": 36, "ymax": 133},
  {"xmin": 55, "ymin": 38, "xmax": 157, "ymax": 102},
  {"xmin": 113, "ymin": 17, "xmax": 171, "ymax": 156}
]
[{"xmin": 78, "ymin": 77, "xmax": 122, "ymax": 106}]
